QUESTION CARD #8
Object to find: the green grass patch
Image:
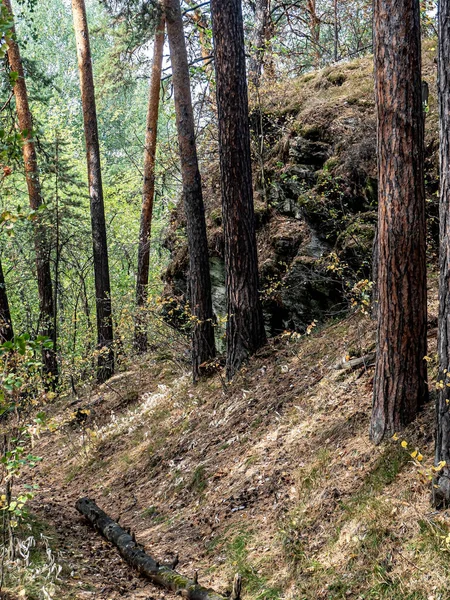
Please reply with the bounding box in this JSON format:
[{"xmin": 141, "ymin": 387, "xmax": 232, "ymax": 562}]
[
  {"xmin": 226, "ymin": 531, "xmax": 282, "ymax": 600},
  {"xmin": 189, "ymin": 464, "xmax": 208, "ymax": 494}
]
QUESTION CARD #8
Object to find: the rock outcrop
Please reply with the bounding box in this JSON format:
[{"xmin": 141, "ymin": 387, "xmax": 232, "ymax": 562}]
[{"xmin": 163, "ymin": 43, "xmax": 439, "ymax": 339}]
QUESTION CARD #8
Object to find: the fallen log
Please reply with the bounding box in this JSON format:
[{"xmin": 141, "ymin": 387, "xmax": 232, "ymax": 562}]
[
  {"xmin": 333, "ymin": 352, "xmax": 376, "ymax": 371},
  {"xmin": 76, "ymin": 497, "xmax": 239, "ymax": 600}
]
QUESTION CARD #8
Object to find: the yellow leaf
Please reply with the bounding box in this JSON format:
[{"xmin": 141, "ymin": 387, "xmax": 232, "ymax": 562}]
[
  {"xmin": 392, "ymin": 433, "xmax": 399, "ymax": 441},
  {"xmin": 411, "ymin": 450, "xmax": 418, "ymax": 459}
]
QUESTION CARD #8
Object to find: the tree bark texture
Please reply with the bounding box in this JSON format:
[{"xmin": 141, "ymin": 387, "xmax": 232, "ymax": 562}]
[
  {"xmin": 435, "ymin": 0, "xmax": 450, "ymax": 506},
  {"xmin": 164, "ymin": 0, "xmax": 216, "ymax": 380},
  {"xmin": 134, "ymin": 10, "xmax": 165, "ymax": 354},
  {"xmin": 333, "ymin": 0, "xmax": 339, "ymax": 62},
  {"xmin": 370, "ymin": 0, "xmax": 428, "ymax": 444},
  {"xmin": 72, "ymin": 0, "xmax": 114, "ymax": 382},
  {"xmin": 248, "ymin": 0, "xmax": 272, "ymax": 87},
  {"xmin": 3, "ymin": 0, "xmax": 58, "ymax": 382},
  {"xmin": 76, "ymin": 498, "xmax": 234, "ymax": 600},
  {"xmin": 0, "ymin": 259, "xmax": 13, "ymax": 343},
  {"xmin": 210, "ymin": 0, "xmax": 267, "ymax": 380},
  {"xmin": 307, "ymin": 0, "xmax": 321, "ymax": 68}
]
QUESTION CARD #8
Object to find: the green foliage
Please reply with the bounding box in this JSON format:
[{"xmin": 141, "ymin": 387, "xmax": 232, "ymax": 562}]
[
  {"xmin": 0, "ymin": 334, "xmax": 51, "ymax": 592},
  {"xmin": 362, "ymin": 445, "xmax": 410, "ymax": 492},
  {"xmin": 0, "ymin": 0, "xmax": 179, "ymax": 388},
  {"xmin": 226, "ymin": 531, "xmax": 282, "ymax": 600},
  {"xmin": 189, "ymin": 464, "xmax": 207, "ymax": 494}
]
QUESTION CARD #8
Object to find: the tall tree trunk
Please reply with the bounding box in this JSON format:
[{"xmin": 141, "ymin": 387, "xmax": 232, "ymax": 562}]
[
  {"xmin": 72, "ymin": 0, "xmax": 114, "ymax": 382},
  {"xmin": 0, "ymin": 259, "xmax": 13, "ymax": 343},
  {"xmin": 134, "ymin": 10, "xmax": 165, "ymax": 354},
  {"xmin": 186, "ymin": 1, "xmax": 212, "ymax": 74},
  {"xmin": 333, "ymin": 0, "xmax": 339, "ymax": 62},
  {"xmin": 163, "ymin": 0, "xmax": 216, "ymax": 381},
  {"xmin": 210, "ymin": 0, "xmax": 267, "ymax": 380},
  {"xmin": 370, "ymin": 0, "xmax": 428, "ymax": 444},
  {"xmin": 435, "ymin": 0, "xmax": 450, "ymax": 506},
  {"xmin": 248, "ymin": 0, "xmax": 272, "ymax": 87},
  {"xmin": 3, "ymin": 0, "xmax": 58, "ymax": 383},
  {"xmin": 306, "ymin": 0, "xmax": 321, "ymax": 68}
]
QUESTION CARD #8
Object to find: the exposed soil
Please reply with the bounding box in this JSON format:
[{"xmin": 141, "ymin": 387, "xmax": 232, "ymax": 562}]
[{"xmin": 3, "ymin": 279, "xmax": 446, "ymax": 600}]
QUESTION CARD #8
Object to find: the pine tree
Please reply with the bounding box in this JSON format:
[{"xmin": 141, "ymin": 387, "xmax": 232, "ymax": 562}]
[
  {"xmin": 72, "ymin": 0, "xmax": 114, "ymax": 382},
  {"xmin": 370, "ymin": 0, "xmax": 428, "ymax": 444},
  {"xmin": 135, "ymin": 9, "xmax": 165, "ymax": 353},
  {"xmin": 210, "ymin": 0, "xmax": 267, "ymax": 379},
  {"xmin": 434, "ymin": 0, "xmax": 450, "ymax": 506},
  {"xmin": 4, "ymin": 0, "xmax": 58, "ymax": 383},
  {"xmin": 164, "ymin": 0, "xmax": 216, "ymax": 380},
  {"xmin": 248, "ymin": 0, "xmax": 272, "ymax": 87}
]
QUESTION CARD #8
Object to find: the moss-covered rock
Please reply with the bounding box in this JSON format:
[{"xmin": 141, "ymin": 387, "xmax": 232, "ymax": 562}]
[{"xmin": 162, "ymin": 44, "xmax": 439, "ymax": 341}]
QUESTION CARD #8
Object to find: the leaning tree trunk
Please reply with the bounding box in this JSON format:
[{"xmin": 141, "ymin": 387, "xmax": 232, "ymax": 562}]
[
  {"xmin": 210, "ymin": 0, "xmax": 267, "ymax": 380},
  {"xmin": 134, "ymin": 10, "xmax": 165, "ymax": 354},
  {"xmin": 164, "ymin": 0, "xmax": 216, "ymax": 381},
  {"xmin": 435, "ymin": 0, "xmax": 450, "ymax": 506},
  {"xmin": 3, "ymin": 0, "xmax": 58, "ymax": 384},
  {"xmin": 0, "ymin": 259, "xmax": 13, "ymax": 343},
  {"xmin": 370, "ymin": 0, "xmax": 428, "ymax": 444},
  {"xmin": 72, "ymin": 0, "xmax": 114, "ymax": 382}
]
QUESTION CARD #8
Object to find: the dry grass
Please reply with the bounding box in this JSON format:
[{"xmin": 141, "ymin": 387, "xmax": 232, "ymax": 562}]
[
  {"xmin": 5, "ymin": 44, "xmax": 445, "ymax": 600},
  {"xmin": 7, "ymin": 286, "xmax": 442, "ymax": 600}
]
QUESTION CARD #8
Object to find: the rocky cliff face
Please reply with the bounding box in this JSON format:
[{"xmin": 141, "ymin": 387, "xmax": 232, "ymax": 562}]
[{"xmin": 163, "ymin": 43, "xmax": 439, "ymax": 339}]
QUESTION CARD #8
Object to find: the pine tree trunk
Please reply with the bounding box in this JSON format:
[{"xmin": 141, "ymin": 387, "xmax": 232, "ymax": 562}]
[
  {"xmin": 72, "ymin": 0, "xmax": 114, "ymax": 382},
  {"xmin": 3, "ymin": 0, "xmax": 58, "ymax": 383},
  {"xmin": 333, "ymin": 0, "xmax": 339, "ymax": 62},
  {"xmin": 248, "ymin": 0, "xmax": 271, "ymax": 87},
  {"xmin": 164, "ymin": 0, "xmax": 216, "ymax": 381},
  {"xmin": 0, "ymin": 259, "xmax": 13, "ymax": 343},
  {"xmin": 210, "ymin": 0, "xmax": 267, "ymax": 380},
  {"xmin": 435, "ymin": 0, "xmax": 450, "ymax": 506},
  {"xmin": 370, "ymin": 0, "xmax": 428, "ymax": 444},
  {"xmin": 134, "ymin": 10, "xmax": 165, "ymax": 354},
  {"xmin": 307, "ymin": 0, "xmax": 321, "ymax": 68}
]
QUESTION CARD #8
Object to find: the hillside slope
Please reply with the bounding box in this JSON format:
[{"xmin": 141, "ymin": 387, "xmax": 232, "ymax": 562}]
[
  {"xmin": 5, "ymin": 277, "xmax": 445, "ymax": 600},
  {"xmin": 164, "ymin": 40, "xmax": 439, "ymax": 339},
  {"xmin": 4, "ymin": 48, "xmax": 447, "ymax": 600}
]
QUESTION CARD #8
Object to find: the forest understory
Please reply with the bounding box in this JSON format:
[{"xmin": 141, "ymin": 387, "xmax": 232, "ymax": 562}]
[
  {"xmin": 0, "ymin": 0, "xmax": 446, "ymax": 598},
  {"xmin": 4, "ymin": 275, "xmax": 444, "ymax": 600}
]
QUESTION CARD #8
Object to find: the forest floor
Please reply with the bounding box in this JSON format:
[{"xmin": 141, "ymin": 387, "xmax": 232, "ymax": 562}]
[{"xmin": 3, "ymin": 276, "xmax": 449, "ymax": 600}]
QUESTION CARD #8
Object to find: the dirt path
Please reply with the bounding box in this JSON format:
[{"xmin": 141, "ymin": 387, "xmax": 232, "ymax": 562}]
[
  {"xmin": 31, "ymin": 490, "xmax": 177, "ymax": 600},
  {"xmin": 29, "ymin": 489, "xmax": 175, "ymax": 600}
]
